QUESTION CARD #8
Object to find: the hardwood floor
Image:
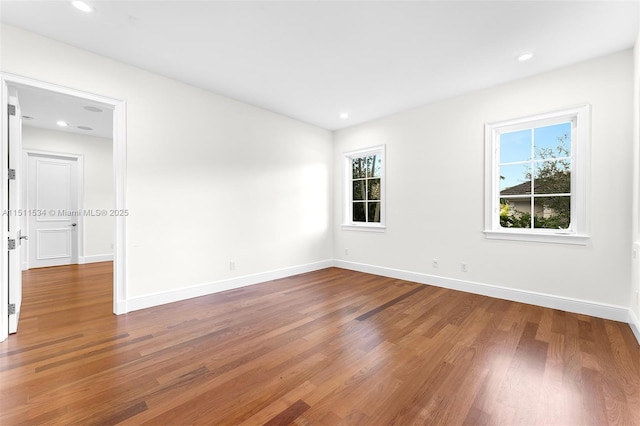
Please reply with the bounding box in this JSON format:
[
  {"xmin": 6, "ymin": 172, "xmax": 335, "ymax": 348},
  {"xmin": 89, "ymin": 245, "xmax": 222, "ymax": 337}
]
[{"xmin": 1, "ymin": 263, "xmax": 639, "ymax": 425}]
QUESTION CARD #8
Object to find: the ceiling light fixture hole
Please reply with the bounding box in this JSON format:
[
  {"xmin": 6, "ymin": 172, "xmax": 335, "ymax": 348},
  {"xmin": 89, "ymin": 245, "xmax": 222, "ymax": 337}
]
[
  {"xmin": 517, "ymin": 52, "xmax": 534, "ymax": 62},
  {"xmin": 71, "ymin": 1, "xmax": 93, "ymax": 13}
]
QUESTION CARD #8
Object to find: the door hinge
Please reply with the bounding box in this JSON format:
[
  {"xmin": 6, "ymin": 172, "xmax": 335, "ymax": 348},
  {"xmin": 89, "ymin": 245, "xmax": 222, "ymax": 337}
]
[
  {"xmin": 8, "ymin": 104, "xmax": 16, "ymax": 116},
  {"xmin": 8, "ymin": 304, "xmax": 15, "ymax": 315},
  {"xmin": 8, "ymin": 238, "xmax": 16, "ymax": 250},
  {"xmin": 8, "ymin": 169, "xmax": 16, "ymax": 180}
]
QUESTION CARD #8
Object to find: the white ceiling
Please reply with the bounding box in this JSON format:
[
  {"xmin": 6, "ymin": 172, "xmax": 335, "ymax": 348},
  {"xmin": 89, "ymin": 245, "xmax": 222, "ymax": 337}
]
[
  {"xmin": 1, "ymin": 1, "xmax": 638, "ymax": 131},
  {"xmin": 13, "ymin": 83, "xmax": 114, "ymax": 139}
]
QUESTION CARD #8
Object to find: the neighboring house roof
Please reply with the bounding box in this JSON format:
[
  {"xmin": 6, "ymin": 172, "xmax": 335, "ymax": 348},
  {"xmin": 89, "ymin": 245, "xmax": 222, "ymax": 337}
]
[
  {"xmin": 501, "ymin": 174, "xmax": 570, "ymax": 197},
  {"xmin": 500, "ymin": 181, "xmax": 532, "ymax": 196}
]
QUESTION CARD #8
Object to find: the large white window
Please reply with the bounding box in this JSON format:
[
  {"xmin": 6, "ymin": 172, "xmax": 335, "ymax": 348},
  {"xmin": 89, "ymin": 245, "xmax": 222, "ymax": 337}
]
[
  {"xmin": 484, "ymin": 105, "xmax": 590, "ymax": 244},
  {"xmin": 343, "ymin": 145, "xmax": 385, "ymax": 231}
]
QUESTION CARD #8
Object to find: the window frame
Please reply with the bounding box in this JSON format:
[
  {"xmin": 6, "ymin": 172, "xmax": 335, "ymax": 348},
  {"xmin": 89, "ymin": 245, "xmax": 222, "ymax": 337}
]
[
  {"xmin": 342, "ymin": 145, "xmax": 386, "ymax": 232},
  {"xmin": 484, "ymin": 105, "xmax": 590, "ymax": 245}
]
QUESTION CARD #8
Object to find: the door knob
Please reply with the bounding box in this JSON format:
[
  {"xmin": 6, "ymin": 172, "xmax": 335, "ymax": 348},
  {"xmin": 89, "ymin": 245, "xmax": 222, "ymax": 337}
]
[{"xmin": 69, "ymin": 223, "xmax": 77, "ymax": 227}]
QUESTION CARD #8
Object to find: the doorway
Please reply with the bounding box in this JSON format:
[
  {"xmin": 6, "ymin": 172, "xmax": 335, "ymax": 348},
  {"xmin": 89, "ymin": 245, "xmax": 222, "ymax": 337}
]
[{"xmin": 1, "ymin": 73, "xmax": 127, "ymax": 341}]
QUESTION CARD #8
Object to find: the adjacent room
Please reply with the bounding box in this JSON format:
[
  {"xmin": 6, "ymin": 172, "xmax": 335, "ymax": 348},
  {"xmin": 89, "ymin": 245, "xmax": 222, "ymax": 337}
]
[{"xmin": 1, "ymin": 1, "xmax": 639, "ymax": 424}]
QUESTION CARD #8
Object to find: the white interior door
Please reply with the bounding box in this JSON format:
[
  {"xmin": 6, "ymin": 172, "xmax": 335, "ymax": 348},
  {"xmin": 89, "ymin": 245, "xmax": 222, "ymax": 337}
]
[
  {"xmin": 8, "ymin": 91, "xmax": 23, "ymax": 333},
  {"xmin": 27, "ymin": 153, "xmax": 79, "ymax": 268}
]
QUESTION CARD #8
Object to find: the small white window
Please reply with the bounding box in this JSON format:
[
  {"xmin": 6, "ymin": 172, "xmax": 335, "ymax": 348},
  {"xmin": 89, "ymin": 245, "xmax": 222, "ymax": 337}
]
[
  {"xmin": 484, "ymin": 105, "xmax": 590, "ymax": 244},
  {"xmin": 343, "ymin": 145, "xmax": 386, "ymax": 232}
]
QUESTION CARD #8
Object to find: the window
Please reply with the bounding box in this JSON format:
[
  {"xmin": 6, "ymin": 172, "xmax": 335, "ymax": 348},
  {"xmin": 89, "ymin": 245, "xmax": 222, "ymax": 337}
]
[
  {"xmin": 484, "ymin": 105, "xmax": 589, "ymax": 244},
  {"xmin": 343, "ymin": 145, "xmax": 385, "ymax": 231}
]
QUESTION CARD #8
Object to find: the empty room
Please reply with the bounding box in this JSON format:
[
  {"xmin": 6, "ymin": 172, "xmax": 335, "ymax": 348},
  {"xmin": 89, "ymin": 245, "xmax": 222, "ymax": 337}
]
[{"xmin": 1, "ymin": 1, "xmax": 639, "ymax": 425}]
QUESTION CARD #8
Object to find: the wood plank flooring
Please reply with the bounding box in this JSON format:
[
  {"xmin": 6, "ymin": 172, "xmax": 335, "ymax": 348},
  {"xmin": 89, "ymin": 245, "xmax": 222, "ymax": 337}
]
[{"xmin": 1, "ymin": 262, "xmax": 639, "ymax": 425}]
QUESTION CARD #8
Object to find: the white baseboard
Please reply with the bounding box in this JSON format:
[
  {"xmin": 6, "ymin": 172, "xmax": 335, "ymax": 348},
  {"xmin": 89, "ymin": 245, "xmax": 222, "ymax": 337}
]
[
  {"xmin": 114, "ymin": 299, "xmax": 127, "ymax": 316},
  {"xmin": 333, "ymin": 260, "xmax": 632, "ymax": 324},
  {"xmin": 629, "ymin": 309, "xmax": 640, "ymax": 344},
  {"xmin": 119, "ymin": 257, "xmax": 639, "ymax": 346},
  {"xmin": 126, "ymin": 259, "xmax": 333, "ymax": 313},
  {"xmin": 78, "ymin": 254, "xmax": 114, "ymax": 264}
]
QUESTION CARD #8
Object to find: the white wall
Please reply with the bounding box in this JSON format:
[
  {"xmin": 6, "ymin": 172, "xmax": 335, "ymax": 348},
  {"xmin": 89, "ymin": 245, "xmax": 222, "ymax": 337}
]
[
  {"xmin": 631, "ymin": 29, "xmax": 640, "ymax": 334},
  {"xmin": 22, "ymin": 126, "xmax": 114, "ymax": 260},
  {"xmin": 334, "ymin": 50, "xmax": 634, "ymax": 311},
  {"xmin": 1, "ymin": 24, "xmax": 333, "ymax": 301}
]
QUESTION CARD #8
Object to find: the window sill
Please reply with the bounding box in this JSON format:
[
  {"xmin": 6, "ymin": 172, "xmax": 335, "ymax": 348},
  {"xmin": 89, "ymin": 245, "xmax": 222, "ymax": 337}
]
[
  {"xmin": 484, "ymin": 230, "xmax": 589, "ymax": 245},
  {"xmin": 342, "ymin": 224, "xmax": 387, "ymax": 233}
]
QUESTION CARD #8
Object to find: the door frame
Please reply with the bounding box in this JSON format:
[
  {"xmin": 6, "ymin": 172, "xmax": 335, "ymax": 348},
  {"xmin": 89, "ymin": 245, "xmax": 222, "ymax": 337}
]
[
  {"xmin": 24, "ymin": 149, "xmax": 84, "ymax": 270},
  {"xmin": 1, "ymin": 73, "xmax": 128, "ymax": 341}
]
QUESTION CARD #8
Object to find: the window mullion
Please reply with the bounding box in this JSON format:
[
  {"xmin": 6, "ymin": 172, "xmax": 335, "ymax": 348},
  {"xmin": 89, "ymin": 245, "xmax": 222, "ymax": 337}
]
[
  {"xmin": 530, "ymin": 128, "xmax": 536, "ymax": 229},
  {"xmin": 364, "ymin": 177, "xmax": 369, "ymax": 222}
]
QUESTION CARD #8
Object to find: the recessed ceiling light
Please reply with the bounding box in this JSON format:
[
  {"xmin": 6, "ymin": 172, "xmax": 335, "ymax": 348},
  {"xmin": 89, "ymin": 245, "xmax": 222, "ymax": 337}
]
[
  {"xmin": 22, "ymin": 115, "xmax": 34, "ymax": 120},
  {"xmin": 77, "ymin": 126, "xmax": 93, "ymax": 131},
  {"xmin": 517, "ymin": 52, "xmax": 534, "ymax": 62},
  {"xmin": 340, "ymin": 112, "xmax": 349, "ymax": 120},
  {"xmin": 72, "ymin": 1, "xmax": 93, "ymax": 13},
  {"xmin": 56, "ymin": 120, "xmax": 69, "ymax": 127},
  {"xmin": 84, "ymin": 106, "xmax": 103, "ymax": 113}
]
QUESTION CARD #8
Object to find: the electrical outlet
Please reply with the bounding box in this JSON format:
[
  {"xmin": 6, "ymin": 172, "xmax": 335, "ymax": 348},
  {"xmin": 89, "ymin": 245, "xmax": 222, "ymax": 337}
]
[
  {"xmin": 344, "ymin": 248, "xmax": 349, "ymax": 255},
  {"xmin": 461, "ymin": 263, "xmax": 467, "ymax": 272},
  {"xmin": 432, "ymin": 259, "xmax": 439, "ymax": 268},
  {"xmin": 229, "ymin": 261, "xmax": 236, "ymax": 270},
  {"xmin": 636, "ymin": 291, "xmax": 640, "ymax": 305}
]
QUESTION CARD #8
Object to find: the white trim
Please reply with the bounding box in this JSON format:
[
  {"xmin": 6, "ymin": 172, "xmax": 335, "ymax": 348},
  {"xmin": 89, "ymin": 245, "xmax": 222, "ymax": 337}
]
[
  {"xmin": 126, "ymin": 260, "xmax": 333, "ymax": 312},
  {"xmin": 78, "ymin": 254, "xmax": 114, "ymax": 264},
  {"xmin": 0, "ymin": 73, "xmax": 127, "ymax": 342},
  {"xmin": 629, "ymin": 309, "xmax": 640, "ymax": 345},
  {"xmin": 484, "ymin": 230, "xmax": 589, "ymax": 245},
  {"xmin": 484, "ymin": 104, "xmax": 590, "ymax": 244},
  {"xmin": 112, "ymin": 98, "xmax": 127, "ymax": 315},
  {"xmin": 1, "ymin": 80, "xmax": 10, "ymax": 341},
  {"xmin": 333, "ymin": 259, "xmax": 631, "ymax": 324},
  {"xmin": 341, "ymin": 224, "xmax": 387, "ymax": 233}
]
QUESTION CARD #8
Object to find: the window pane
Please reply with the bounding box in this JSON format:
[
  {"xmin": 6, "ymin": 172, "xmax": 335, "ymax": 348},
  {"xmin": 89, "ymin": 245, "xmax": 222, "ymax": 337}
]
[
  {"xmin": 368, "ymin": 202, "xmax": 381, "ymax": 222},
  {"xmin": 499, "ymin": 197, "xmax": 531, "ymax": 228},
  {"xmin": 367, "ymin": 178, "xmax": 381, "ymax": 200},
  {"xmin": 352, "ymin": 158, "xmax": 366, "ymax": 179},
  {"xmin": 535, "ymin": 161, "xmax": 570, "ymax": 195},
  {"xmin": 353, "ymin": 180, "xmax": 365, "ymax": 200},
  {"xmin": 367, "ymin": 155, "xmax": 382, "ymax": 178},
  {"xmin": 534, "ymin": 122, "xmax": 571, "ymax": 160},
  {"xmin": 500, "ymin": 163, "xmax": 531, "ymax": 194},
  {"xmin": 500, "ymin": 129, "xmax": 531, "ymax": 163},
  {"xmin": 353, "ymin": 202, "xmax": 366, "ymax": 222},
  {"xmin": 534, "ymin": 196, "xmax": 570, "ymax": 229}
]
